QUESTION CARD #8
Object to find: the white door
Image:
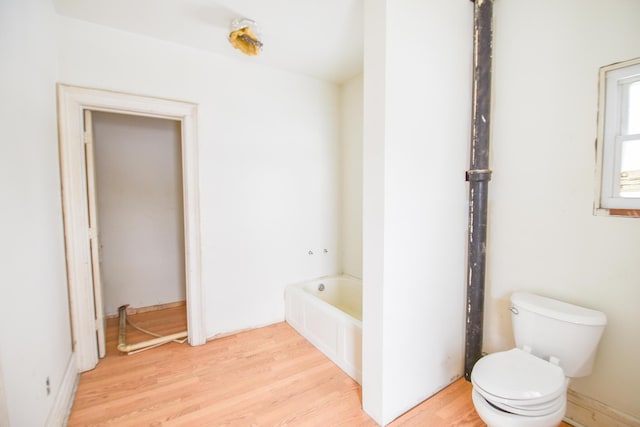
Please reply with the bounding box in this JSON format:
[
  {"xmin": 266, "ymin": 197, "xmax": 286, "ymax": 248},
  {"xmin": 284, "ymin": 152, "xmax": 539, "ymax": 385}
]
[{"xmin": 83, "ymin": 109, "xmax": 106, "ymax": 358}]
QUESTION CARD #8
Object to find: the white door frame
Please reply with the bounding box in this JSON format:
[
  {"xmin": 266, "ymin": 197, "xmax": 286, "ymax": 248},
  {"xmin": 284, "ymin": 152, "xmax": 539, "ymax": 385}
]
[{"xmin": 57, "ymin": 84, "xmax": 206, "ymax": 372}]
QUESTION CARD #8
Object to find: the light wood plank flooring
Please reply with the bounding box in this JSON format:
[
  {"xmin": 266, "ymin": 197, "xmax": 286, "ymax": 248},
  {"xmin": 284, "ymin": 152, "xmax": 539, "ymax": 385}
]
[{"xmin": 68, "ymin": 306, "xmax": 570, "ymax": 426}]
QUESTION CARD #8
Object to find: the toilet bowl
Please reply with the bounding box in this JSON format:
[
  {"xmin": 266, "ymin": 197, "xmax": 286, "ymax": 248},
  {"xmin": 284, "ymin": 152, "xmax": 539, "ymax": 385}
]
[
  {"xmin": 472, "ymin": 389, "xmax": 566, "ymax": 427},
  {"xmin": 470, "ymin": 292, "xmax": 607, "ymax": 427},
  {"xmin": 471, "ymin": 348, "xmax": 568, "ymax": 427}
]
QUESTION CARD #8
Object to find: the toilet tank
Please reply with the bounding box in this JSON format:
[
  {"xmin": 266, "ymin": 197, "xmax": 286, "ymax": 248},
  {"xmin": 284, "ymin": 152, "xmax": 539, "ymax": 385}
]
[{"xmin": 511, "ymin": 292, "xmax": 607, "ymax": 378}]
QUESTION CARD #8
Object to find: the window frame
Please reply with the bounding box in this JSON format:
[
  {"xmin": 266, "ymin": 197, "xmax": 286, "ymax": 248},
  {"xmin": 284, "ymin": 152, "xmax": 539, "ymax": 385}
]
[{"xmin": 595, "ymin": 57, "xmax": 640, "ymax": 216}]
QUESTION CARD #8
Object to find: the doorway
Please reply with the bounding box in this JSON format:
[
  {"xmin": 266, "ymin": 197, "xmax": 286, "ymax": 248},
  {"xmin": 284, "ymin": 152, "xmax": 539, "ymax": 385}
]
[
  {"xmin": 57, "ymin": 85, "xmax": 205, "ymax": 372},
  {"xmin": 91, "ymin": 111, "xmax": 187, "ymax": 355},
  {"xmin": 92, "ymin": 111, "xmax": 186, "ymax": 316}
]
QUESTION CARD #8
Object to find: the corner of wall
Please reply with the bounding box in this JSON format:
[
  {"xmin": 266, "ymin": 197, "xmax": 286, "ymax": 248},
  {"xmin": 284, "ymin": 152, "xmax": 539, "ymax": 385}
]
[{"xmin": 45, "ymin": 354, "xmax": 78, "ymax": 427}]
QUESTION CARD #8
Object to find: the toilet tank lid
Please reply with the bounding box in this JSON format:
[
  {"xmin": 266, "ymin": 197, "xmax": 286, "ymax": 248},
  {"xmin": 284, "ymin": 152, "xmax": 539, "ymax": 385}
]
[{"xmin": 511, "ymin": 292, "xmax": 607, "ymax": 326}]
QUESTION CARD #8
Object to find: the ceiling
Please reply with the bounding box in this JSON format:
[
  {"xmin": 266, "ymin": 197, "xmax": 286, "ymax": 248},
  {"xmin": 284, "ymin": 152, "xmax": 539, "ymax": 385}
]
[{"xmin": 53, "ymin": 0, "xmax": 364, "ymax": 84}]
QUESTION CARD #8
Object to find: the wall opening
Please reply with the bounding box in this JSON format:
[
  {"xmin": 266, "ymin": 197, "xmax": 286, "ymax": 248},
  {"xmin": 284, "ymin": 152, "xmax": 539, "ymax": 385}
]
[
  {"xmin": 91, "ymin": 112, "xmax": 186, "ymax": 319},
  {"xmin": 57, "ymin": 84, "xmax": 205, "ymax": 372}
]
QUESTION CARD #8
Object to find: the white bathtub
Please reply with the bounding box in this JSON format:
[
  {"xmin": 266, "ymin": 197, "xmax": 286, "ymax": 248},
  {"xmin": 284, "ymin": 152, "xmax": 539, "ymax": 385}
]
[{"xmin": 285, "ymin": 275, "xmax": 362, "ymax": 384}]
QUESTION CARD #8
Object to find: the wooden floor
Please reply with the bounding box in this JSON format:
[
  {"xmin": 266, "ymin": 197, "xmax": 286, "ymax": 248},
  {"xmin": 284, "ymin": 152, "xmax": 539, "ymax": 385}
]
[{"xmin": 68, "ymin": 306, "xmax": 570, "ymax": 426}]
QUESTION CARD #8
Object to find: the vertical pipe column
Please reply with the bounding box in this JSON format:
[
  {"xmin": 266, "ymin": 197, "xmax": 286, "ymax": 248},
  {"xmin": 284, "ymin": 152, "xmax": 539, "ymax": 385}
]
[{"xmin": 465, "ymin": 0, "xmax": 494, "ymax": 381}]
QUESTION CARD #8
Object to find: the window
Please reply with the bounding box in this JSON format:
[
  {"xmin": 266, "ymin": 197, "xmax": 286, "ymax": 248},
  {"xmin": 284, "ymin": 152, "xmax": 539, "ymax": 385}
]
[{"xmin": 596, "ymin": 57, "xmax": 640, "ymax": 215}]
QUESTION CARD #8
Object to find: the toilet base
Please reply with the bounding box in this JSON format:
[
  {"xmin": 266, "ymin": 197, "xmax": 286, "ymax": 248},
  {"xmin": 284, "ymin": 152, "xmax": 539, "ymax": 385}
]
[{"xmin": 472, "ymin": 388, "xmax": 566, "ymax": 427}]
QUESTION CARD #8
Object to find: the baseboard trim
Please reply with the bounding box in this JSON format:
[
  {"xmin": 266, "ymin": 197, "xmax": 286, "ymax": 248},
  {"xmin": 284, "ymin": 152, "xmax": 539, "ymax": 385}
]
[
  {"xmin": 45, "ymin": 353, "xmax": 79, "ymax": 427},
  {"xmin": 106, "ymin": 300, "xmax": 186, "ymax": 318},
  {"xmin": 565, "ymin": 388, "xmax": 640, "ymax": 427}
]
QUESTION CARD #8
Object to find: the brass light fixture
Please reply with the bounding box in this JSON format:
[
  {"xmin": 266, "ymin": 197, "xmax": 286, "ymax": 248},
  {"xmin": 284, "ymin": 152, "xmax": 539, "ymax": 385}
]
[{"xmin": 229, "ymin": 18, "xmax": 263, "ymax": 56}]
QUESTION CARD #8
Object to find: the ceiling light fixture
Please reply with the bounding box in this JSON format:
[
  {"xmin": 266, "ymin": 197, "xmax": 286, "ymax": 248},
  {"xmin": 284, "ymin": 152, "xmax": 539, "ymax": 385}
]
[{"xmin": 229, "ymin": 18, "xmax": 263, "ymax": 56}]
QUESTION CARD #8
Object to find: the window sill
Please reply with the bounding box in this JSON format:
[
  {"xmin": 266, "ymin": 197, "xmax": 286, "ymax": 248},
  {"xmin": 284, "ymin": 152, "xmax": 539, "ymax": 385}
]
[{"xmin": 594, "ymin": 208, "xmax": 640, "ymax": 217}]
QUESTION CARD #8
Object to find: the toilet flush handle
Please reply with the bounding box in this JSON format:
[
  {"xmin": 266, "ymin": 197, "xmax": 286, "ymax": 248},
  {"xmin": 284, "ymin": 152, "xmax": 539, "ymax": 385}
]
[{"xmin": 509, "ymin": 306, "xmax": 519, "ymax": 315}]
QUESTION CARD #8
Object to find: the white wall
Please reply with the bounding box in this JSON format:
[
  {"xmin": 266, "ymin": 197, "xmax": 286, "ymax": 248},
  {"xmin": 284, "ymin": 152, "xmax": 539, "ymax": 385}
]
[
  {"xmin": 92, "ymin": 112, "xmax": 186, "ymax": 315},
  {"xmin": 0, "ymin": 0, "xmax": 73, "ymax": 426},
  {"xmin": 0, "ymin": 358, "xmax": 9, "ymax": 427},
  {"xmin": 362, "ymin": 1, "xmax": 472, "ymax": 425},
  {"xmin": 56, "ymin": 16, "xmax": 343, "ymax": 337},
  {"xmin": 341, "ymin": 74, "xmax": 364, "ymax": 279},
  {"xmin": 487, "ymin": 0, "xmax": 640, "ymax": 421}
]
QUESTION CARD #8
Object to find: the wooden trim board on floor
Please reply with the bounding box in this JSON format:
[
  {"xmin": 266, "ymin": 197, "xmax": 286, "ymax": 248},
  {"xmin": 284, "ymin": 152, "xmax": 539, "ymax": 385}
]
[
  {"xmin": 106, "ymin": 300, "xmax": 186, "ymax": 318},
  {"xmin": 566, "ymin": 389, "xmax": 640, "ymax": 427}
]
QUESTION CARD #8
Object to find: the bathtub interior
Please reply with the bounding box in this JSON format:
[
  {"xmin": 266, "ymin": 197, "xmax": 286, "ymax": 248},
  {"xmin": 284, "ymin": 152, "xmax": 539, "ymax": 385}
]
[{"xmin": 303, "ymin": 277, "xmax": 362, "ymax": 321}]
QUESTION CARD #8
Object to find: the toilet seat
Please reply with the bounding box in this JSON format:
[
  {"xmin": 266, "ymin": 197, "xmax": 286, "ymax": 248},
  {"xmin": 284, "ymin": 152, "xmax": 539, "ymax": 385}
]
[
  {"xmin": 471, "ymin": 348, "xmax": 567, "ymax": 417},
  {"xmin": 472, "ymin": 388, "xmax": 567, "ymax": 427},
  {"xmin": 484, "ymin": 391, "xmax": 565, "ymax": 417}
]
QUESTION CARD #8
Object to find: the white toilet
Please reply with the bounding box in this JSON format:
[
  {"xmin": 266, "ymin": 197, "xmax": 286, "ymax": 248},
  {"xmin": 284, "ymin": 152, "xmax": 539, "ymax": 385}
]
[{"xmin": 471, "ymin": 292, "xmax": 607, "ymax": 427}]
